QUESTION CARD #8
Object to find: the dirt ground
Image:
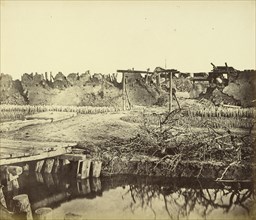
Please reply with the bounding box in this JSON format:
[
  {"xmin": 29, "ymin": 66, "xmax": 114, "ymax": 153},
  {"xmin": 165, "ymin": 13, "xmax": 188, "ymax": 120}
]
[
  {"xmin": 0, "ymin": 105, "xmax": 255, "ymax": 180},
  {"xmin": 0, "ymin": 111, "xmax": 140, "ymax": 144},
  {"xmin": 1, "ymin": 102, "xmax": 253, "ymax": 145}
]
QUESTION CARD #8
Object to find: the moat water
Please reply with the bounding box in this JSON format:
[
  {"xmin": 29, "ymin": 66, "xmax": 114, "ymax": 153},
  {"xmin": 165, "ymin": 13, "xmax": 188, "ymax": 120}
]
[{"xmin": 3, "ymin": 172, "xmax": 255, "ymax": 220}]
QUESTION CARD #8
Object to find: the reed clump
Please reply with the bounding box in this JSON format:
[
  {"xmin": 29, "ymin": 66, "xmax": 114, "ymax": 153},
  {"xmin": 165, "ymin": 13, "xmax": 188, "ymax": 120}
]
[{"xmin": 0, "ymin": 104, "xmax": 121, "ymax": 121}]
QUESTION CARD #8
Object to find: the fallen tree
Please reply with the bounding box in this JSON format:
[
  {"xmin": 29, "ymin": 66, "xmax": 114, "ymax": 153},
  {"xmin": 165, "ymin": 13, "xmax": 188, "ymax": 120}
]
[{"xmin": 78, "ymin": 109, "xmax": 255, "ymax": 180}]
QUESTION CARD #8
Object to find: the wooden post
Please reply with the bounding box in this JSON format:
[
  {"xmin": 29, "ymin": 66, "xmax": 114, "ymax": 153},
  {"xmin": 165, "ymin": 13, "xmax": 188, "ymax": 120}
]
[
  {"xmin": 43, "ymin": 173, "xmax": 54, "ymax": 187},
  {"xmin": 122, "ymin": 72, "xmax": 126, "ymax": 111},
  {"xmin": 61, "ymin": 159, "xmax": 71, "ymax": 173},
  {"xmin": 44, "ymin": 159, "xmax": 54, "ymax": 173},
  {"xmin": 12, "ymin": 179, "xmax": 19, "ymax": 190},
  {"xmin": 23, "ymin": 164, "xmax": 29, "ymax": 172},
  {"xmin": 35, "ymin": 172, "xmax": 44, "ymax": 183},
  {"xmin": 91, "ymin": 178, "xmax": 101, "ymax": 192},
  {"xmin": 52, "ymin": 159, "xmax": 60, "ymax": 173},
  {"xmin": 12, "ymin": 194, "xmax": 33, "ymax": 220},
  {"xmin": 145, "ymin": 74, "xmax": 149, "ymax": 84},
  {"xmin": 7, "ymin": 166, "xmax": 23, "ymax": 176},
  {"xmin": 156, "ymin": 72, "xmax": 161, "ymax": 91},
  {"xmin": 0, "ymin": 185, "xmax": 7, "ymax": 208},
  {"xmin": 3, "ymin": 166, "xmax": 21, "ymax": 192},
  {"xmin": 91, "ymin": 161, "xmax": 102, "ymax": 178},
  {"xmin": 52, "ymin": 174, "xmax": 60, "ymax": 185},
  {"xmin": 45, "ymin": 72, "xmax": 48, "ymax": 81},
  {"xmin": 6, "ymin": 180, "xmax": 13, "ymax": 192},
  {"xmin": 35, "ymin": 207, "xmax": 52, "ymax": 220},
  {"xmin": 169, "ymin": 71, "xmax": 173, "ymax": 112},
  {"xmin": 77, "ymin": 179, "xmax": 90, "ymax": 194},
  {"xmin": 77, "ymin": 159, "xmax": 91, "ymax": 179},
  {"xmin": 35, "ymin": 160, "xmax": 44, "ymax": 172}
]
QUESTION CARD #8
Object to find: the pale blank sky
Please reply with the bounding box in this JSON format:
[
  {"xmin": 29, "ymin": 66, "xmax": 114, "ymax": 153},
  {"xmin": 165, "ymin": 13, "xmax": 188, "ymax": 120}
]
[{"xmin": 1, "ymin": 1, "xmax": 255, "ymax": 79}]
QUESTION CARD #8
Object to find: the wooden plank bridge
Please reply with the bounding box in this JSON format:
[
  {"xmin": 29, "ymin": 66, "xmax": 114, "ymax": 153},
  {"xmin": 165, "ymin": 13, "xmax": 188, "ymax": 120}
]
[
  {"xmin": 0, "ymin": 139, "xmax": 76, "ymax": 166},
  {"xmin": 0, "ymin": 139, "xmax": 103, "ymax": 219}
]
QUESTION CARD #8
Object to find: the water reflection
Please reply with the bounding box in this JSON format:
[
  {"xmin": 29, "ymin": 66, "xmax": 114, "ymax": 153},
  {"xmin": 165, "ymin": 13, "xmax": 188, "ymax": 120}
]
[
  {"xmin": 122, "ymin": 183, "xmax": 254, "ymax": 219},
  {"xmin": 2, "ymin": 174, "xmax": 255, "ymax": 219}
]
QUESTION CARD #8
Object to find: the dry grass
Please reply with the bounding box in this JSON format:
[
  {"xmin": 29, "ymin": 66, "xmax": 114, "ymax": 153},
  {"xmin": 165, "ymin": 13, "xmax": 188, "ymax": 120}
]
[
  {"xmin": 121, "ymin": 113, "xmax": 255, "ymax": 129},
  {"xmin": 186, "ymin": 106, "xmax": 256, "ymax": 118},
  {"xmin": 0, "ymin": 104, "xmax": 121, "ymax": 121}
]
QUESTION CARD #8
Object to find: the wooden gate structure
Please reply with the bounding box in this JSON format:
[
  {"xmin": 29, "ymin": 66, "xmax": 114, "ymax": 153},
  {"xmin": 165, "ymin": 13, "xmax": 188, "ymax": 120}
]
[{"xmin": 117, "ymin": 68, "xmax": 180, "ymax": 112}]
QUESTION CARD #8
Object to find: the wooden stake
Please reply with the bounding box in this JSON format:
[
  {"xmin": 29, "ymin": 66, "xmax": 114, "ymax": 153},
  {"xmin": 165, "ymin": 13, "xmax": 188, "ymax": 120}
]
[
  {"xmin": 77, "ymin": 159, "xmax": 91, "ymax": 179},
  {"xmin": 35, "ymin": 160, "xmax": 44, "ymax": 173},
  {"xmin": 35, "ymin": 207, "xmax": 52, "ymax": 220},
  {"xmin": 3, "ymin": 167, "xmax": 21, "ymax": 192},
  {"xmin": 157, "ymin": 72, "xmax": 161, "ymax": 91},
  {"xmin": 77, "ymin": 179, "xmax": 90, "ymax": 194},
  {"xmin": 122, "ymin": 72, "xmax": 126, "ymax": 111},
  {"xmin": 12, "ymin": 179, "xmax": 19, "ymax": 190},
  {"xmin": 43, "ymin": 174, "xmax": 54, "ymax": 187},
  {"xmin": 91, "ymin": 161, "xmax": 102, "ymax": 178},
  {"xmin": 0, "ymin": 185, "xmax": 7, "ymax": 208},
  {"xmin": 35, "ymin": 172, "xmax": 44, "ymax": 183},
  {"xmin": 52, "ymin": 159, "xmax": 60, "ymax": 173},
  {"xmin": 169, "ymin": 71, "xmax": 173, "ymax": 112},
  {"xmin": 12, "ymin": 194, "xmax": 33, "ymax": 220},
  {"xmin": 91, "ymin": 178, "xmax": 101, "ymax": 192},
  {"xmin": 23, "ymin": 164, "xmax": 29, "ymax": 172},
  {"xmin": 52, "ymin": 174, "xmax": 60, "ymax": 185},
  {"xmin": 44, "ymin": 159, "xmax": 54, "ymax": 173},
  {"xmin": 6, "ymin": 181, "xmax": 13, "ymax": 192},
  {"xmin": 7, "ymin": 166, "xmax": 23, "ymax": 176},
  {"xmin": 61, "ymin": 159, "xmax": 71, "ymax": 172}
]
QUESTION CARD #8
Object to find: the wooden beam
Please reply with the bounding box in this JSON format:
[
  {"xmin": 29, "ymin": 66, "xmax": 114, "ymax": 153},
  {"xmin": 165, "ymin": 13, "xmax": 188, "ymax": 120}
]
[
  {"xmin": 190, "ymin": 77, "xmax": 209, "ymax": 82},
  {"xmin": 169, "ymin": 72, "xmax": 173, "ymax": 112},
  {"xmin": 59, "ymin": 154, "xmax": 86, "ymax": 161},
  {"xmin": 0, "ymin": 139, "xmax": 76, "ymax": 161},
  {"xmin": 117, "ymin": 70, "xmax": 154, "ymax": 74},
  {"xmin": 117, "ymin": 69, "xmax": 179, "ymax": 74},
  {"xmin": 156, "ymin": 69, "xmax": 179, "ymax": 73},
  {"xmin": 122, "ymin": 72, "xmax": 126, "ymax": 111},
  {"xmin": 0, "ymin": 139, "xmax": 76, "ymax": 150},
  {"xmin": 0, "ymin": 147, "xmax": 72, "ymax": 166}
]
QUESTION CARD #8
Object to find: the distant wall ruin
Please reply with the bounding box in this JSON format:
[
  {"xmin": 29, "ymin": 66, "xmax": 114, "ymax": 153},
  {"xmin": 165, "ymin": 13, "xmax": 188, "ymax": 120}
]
[{"xmin": 1, "ymin": 66, "xmax": 256, "ymax": 107}]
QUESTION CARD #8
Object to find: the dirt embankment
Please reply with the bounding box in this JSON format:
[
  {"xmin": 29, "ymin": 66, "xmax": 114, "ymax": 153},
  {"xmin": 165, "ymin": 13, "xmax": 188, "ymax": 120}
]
[
  {"xmin": 0, "ymin": 74, "xmax": 27, "ymax": 105},
  {"xmin": 1, "ymin": 67, "xmax": 256, "ymax": 107},
  {"xmin": 200, "ymin": 70, "xmax": 256, "ymax": 107},
  {"xmin": 0, "ymin": 72, "xmax": 164, "ymax": 107},
  {"xmin": 223, "ymin": 70, "xmax": 256, "ymax": 107}
]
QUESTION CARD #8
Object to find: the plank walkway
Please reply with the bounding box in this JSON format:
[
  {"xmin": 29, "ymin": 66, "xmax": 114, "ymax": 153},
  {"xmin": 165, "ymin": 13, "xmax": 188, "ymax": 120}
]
[
  {"xmin": 0, "ymin": 139, "xmax": 76, "ymax": 166},
  {"xmin": 0, "ymin": 112, "xmax": 77, "ymax": 133}
]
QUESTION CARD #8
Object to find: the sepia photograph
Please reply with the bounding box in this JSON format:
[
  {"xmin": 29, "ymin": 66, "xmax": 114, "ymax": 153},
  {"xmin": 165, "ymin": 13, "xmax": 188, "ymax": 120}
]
[{"xmin": 0, "ymin": 0, "xmax": 255, "ymax": 219}]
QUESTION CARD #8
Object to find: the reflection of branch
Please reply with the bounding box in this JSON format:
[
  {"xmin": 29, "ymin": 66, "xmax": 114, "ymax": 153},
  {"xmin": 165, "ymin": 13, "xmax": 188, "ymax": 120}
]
[
  {"xmin": 148, "ymin": 199, "xmax": 156, "ymax": 220},
  {"xmin": 130, "ymin": 185, "xmax": 136, "ymax": 204},
  {"xmin": 121, "ymin": 182, "xmax": 254, "ymax": 219},
  {"xmin": 163, "ymin": 195, "xmax": 173, "ymax": 219}
]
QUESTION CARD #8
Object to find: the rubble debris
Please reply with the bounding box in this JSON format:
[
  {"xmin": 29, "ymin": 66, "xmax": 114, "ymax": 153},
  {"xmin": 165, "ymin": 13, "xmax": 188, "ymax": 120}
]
[
  {"xmin": 195, "ymin": 64, "xmax": 256, "ymax": 107},
  {"xmin": 1, "ymin": 64, "xmax": 255, "ymax": 107},
  {"xmin": 0, "ymin": 73, "xmax": 27, "ymax": 105}
]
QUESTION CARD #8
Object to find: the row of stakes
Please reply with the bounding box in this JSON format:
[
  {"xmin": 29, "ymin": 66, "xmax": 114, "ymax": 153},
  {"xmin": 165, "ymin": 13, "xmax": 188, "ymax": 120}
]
[
  {"xmin": 0, "ymin": 155, "xmax": 102, "ymax": 219},
  {"xmin": 1, "ymin": 193, "xmax": 82, "ymax": 220}
]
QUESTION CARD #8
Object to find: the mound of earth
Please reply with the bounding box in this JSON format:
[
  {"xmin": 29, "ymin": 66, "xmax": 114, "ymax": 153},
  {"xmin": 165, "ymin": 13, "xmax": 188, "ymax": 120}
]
[
  {"xmin": 222, "ymin": 70, "xmax": 256, "ymax": 107},
  {"xmin": 0, "ymin": 72, "xmax": 163, "ymax": 107},
  {"xmin": 1, "ymin": 68, "xmax": 255, "ymax": 107},
  {"xmin": 0, "ymin": 73, "xmax": 27, "ymax": 105}
]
